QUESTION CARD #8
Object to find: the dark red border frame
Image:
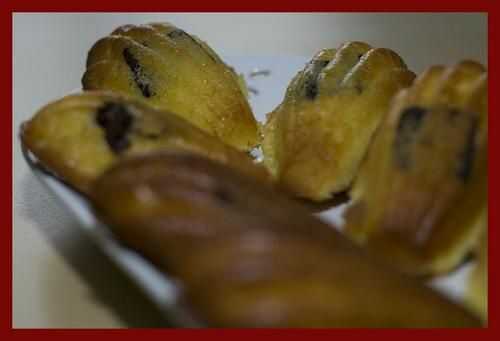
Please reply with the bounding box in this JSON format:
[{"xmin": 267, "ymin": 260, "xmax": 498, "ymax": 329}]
[{"xmin": 3, "ymin": 0, "xmax": 496, "ymax": 338}]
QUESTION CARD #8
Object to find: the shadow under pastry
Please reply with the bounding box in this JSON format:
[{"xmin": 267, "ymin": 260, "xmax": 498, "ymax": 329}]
[{"xmin": 19, "ymin": 173, "xmax": 171, "ymax": 327}]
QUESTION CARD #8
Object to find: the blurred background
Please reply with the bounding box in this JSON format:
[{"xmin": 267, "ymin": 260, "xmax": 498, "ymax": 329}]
[{"xmin": 13, "ymin": 13, "xmax": 487, "ymax": 328}]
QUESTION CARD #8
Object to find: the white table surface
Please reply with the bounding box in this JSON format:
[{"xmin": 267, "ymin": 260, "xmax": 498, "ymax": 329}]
[{"xmin": 13, "ymin": 13, "xmax": 486, "ymax": 328}]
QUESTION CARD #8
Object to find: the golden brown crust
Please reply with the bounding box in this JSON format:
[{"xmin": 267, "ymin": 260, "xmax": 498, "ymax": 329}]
[
  {"xmin": 345, "ymin": 61, "xmax": 488, "ymax": 276},
  {"xmin": 467, "ymin": 226, "xmax": 488, "ymax": 323},
  {"xmin": 91, "ymin": 152, "xmax": 480, "ymax": 327},
  {"xmin": 262, "ymin": 42, "xmax": 415, "ymax": 201},
  {"xmin": 82, "ymin": 23, "xmax": 259, "ymax": 151},
  {"xmin": 20, "ymin": 91, "xmax": 268, "ymax": 194}
]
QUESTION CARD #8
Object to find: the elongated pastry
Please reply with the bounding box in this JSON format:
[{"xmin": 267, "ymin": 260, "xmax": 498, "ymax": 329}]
[
  {"xmin": 262, "ymin": 42, "xmax": 415, "ymax": 201},
  {"xmin": 20, "ymin": 92, "xmax": 267, "ymax": 194},
  {"xmin": 344, "ymin": 61, "xmax": 488, "ymax": 276},
  {"xmin": 82, "ymin": 22, "xmax": 259, "ymax": 151},
  {"xmin": 467, "ymin": 226, "xmax": 488, "ymax": 322},
  {"xmin": 91, "ymin": 152, "xmax": 480, "ymax": 327}
]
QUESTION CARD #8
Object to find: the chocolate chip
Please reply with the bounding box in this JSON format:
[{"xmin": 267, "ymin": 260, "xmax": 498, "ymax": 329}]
[
  {"xmin": 304, "ymin": 59, "xmax": 330, "ymax": 100},
  {"xmin": 166, "ymin": 29, "xmax": 217, "ymax": 62},
  {"xmin": 319, "ymin": 60, "xmax": 330, "ymax": 67},
  {"xmin": 304, "ymin": 81, "xmax": 319, "ymax": 100},
  {"xmin": 167, "ymin": 29, "xmax": 186, "ymax": 39},
  {"xmin": 393, "ymin": 106, "xmax": 427, "ymax": 169},
  {"xmin": 456, "ymin": 116, "xmax": 478, "ymax": 182},
  {"xmin": 122, "ymin": 48, "xmax": 154, "ymax": 98},
  {"xmin": 96, "ymin": 102, "xmax": 134, "ymax": 153}
]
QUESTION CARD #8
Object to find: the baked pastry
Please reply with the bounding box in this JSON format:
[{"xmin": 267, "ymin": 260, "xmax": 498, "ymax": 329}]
[
  {"xmin": 20, "ymin": 92, "xmax": 267, "ymax": 194},
  {"xmin": 262, "ymin": 42, "xmax": 415, "ymax": 201},
  {"xmin": 91, "ymin": 152, "xmax": 479, "ymax": 327},
  {"xmin": 344, "ymin": 61, "xmax": 488, "ymax": 276},
  {"xmin": 467, "ymin": 226, "xmax": 488, "ymax": 322},
  {"xmin": 82, "ymin": 22, "xmax": 259, "ymax": 151}
]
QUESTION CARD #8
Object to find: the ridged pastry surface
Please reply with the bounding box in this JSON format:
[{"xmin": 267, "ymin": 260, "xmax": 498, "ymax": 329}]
[
  {"xmin": 262, "ymin": 42, "xmax": 415, "ymax": 201},
  {"xmin": 82, "ymin": 23, "xmax": 259, "ymax": 151},
  {"xmin": 344, "ymin": 61, "xmax": 488, "ymax": 276},
  {"xmin": 91, "ymin": 152, "xmax": 480, "ymax": 327},
  {"xmin": 20, "ymin": 92, "xmax": 267, "ymax": 194}
]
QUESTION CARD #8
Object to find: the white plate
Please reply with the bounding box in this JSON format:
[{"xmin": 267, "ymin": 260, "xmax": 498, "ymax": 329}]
[{"xmin": 21, "ymin": 56, "xmax": 474, "ymax": 327}]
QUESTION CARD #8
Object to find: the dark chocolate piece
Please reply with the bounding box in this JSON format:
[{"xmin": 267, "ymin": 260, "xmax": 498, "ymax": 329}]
[
  {"xmin": 393, "ymin": 106, "xmax": 427, "ymax": 169},
  {"xmin": 304, "ymin": 81, "xmax": 319, "ymax": 100},
  {"xmin": 96, "ymin": 102, "xmax": 134, "ymax": 153},
  {"xmin": 167, "ymin": 29, "xmax": 186, "ymax": 39},
  {"xmin": 456, "ymin": 116, "xmax": 478, "ymax": 182},
  {"xmin": 122, "ymin": 48, "xmax": 154, "ymax": 98},
  {"xmin": 167, "ymin": 29, "xmax": 217, "ymax": 62},
  {"xmin": 304, "ymin": 59, "xmax": 330, "ymax": 100},
  {"xmin": 354, "ymin": 83, "xmax": 363, "ymax": 94}
]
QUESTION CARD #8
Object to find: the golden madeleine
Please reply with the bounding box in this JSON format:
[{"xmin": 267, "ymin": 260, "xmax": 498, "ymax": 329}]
[
  {"xmin": 344, "ymin": 61, "xmax": 487, "ymax": 276},
  {"xmin": 91, "ymin": 152, "xmax": 479, "ymax": 328},
  {"xmin": 21, "ymin": 92, "xmax": 267, "ymax": 194},
  {"xmin": 262, "ymin": 42, "xmax": 415, "ymax": 201},
  {"xmin": 467, "ymin": 226, "xmax": 488, "ymax": 322},
  {"xmin": 82, "ymin": 23, "xmax": 259, "ymax": 151}
]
